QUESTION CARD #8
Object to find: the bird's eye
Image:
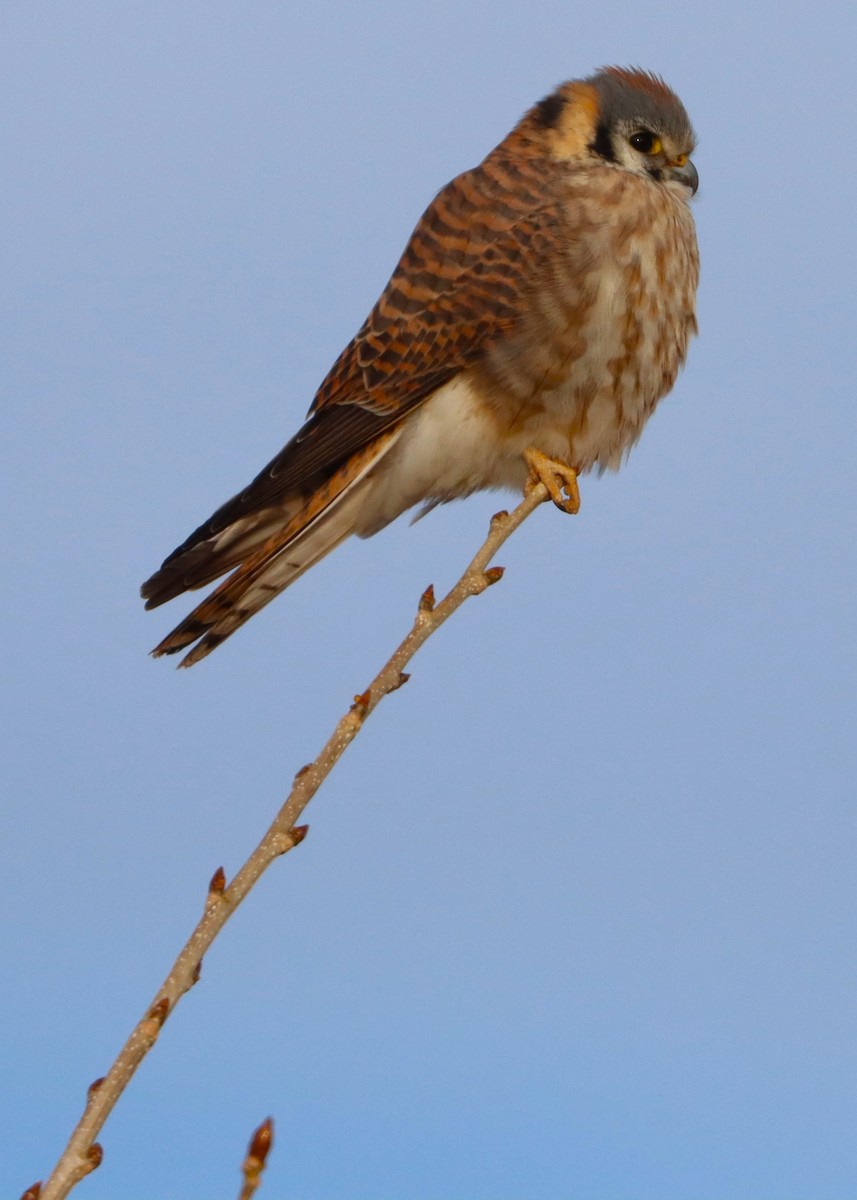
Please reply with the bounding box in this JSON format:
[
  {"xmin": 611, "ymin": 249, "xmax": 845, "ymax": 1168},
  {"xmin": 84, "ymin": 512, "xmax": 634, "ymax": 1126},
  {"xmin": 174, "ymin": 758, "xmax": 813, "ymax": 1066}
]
[{"xmin": 629, "ymin": 131, "xmax": 663, "ymax": 155}]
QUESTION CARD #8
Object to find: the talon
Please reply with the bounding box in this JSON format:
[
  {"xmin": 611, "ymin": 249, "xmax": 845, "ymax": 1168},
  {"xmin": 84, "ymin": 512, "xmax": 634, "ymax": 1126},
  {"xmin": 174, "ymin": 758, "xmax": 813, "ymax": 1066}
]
[{"xmin": 523, "ymin": 448, "xmax": 580, "ymax": 514}]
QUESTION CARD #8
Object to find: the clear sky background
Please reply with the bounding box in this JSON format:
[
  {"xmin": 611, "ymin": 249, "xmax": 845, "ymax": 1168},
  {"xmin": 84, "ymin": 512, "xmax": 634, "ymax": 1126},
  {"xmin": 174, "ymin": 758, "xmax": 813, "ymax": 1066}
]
[{"xmin": 3, "ymin": 2, "xmax": 855, "ymax": 1197}]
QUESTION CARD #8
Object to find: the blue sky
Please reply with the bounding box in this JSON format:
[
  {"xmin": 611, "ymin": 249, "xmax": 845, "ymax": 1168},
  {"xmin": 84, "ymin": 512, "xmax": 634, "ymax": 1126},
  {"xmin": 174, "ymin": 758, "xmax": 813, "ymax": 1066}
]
[{"xmin": 3, "ymin": 2, "xmax": 856, "ymax": 1197}]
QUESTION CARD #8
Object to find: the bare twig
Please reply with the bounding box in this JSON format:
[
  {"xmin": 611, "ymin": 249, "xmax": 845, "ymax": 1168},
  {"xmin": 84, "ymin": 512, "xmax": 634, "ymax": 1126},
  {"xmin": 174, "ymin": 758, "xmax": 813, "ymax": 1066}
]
[
  {"xmin": 238, "ymin": 1117, "xmax": 274, "ymax": 1200},
  {"xmin": 36, "ymin": 482, "xmax": 550, "ymax": 1200}
]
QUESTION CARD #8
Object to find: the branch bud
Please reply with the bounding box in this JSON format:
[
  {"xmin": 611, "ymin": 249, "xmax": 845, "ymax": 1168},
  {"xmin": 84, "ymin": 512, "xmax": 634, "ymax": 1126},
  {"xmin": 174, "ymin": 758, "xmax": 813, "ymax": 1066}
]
[
  {"xmin": 483, "ymin": 566, "xmax": 505, "ymax": 586},
  {"xmin": 249, "ymin": 1116, "xmax": 274, "ymax": 1164},
  {"xmin": 208, "ymin": 866, "xmax": 226, "ymax": 897},
  {"xmin": 418, "ymin": 584, "xmax": 435, "ymax": 613},
  {"xmin": 290, "ymin": 825, "xmax": 309, "ymax": 847},
  {"xmin": 147, "ymin": 998, "xmax": 170, "ymax": 1027},
  {"xmin": 241, "ymin": 1117, "xmax": 274, "ymax": 1193},
  {"xmin": 20, "ymin": 1184, "xmax": 41, "ymax": 1200}
]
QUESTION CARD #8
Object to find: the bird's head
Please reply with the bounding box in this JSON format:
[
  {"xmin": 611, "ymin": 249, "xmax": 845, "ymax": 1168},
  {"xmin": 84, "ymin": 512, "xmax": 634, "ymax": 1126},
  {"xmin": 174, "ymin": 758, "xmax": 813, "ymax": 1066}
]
[{"xmin": 528, "ymin": 66, "xmax": 698, "ymax": 196}]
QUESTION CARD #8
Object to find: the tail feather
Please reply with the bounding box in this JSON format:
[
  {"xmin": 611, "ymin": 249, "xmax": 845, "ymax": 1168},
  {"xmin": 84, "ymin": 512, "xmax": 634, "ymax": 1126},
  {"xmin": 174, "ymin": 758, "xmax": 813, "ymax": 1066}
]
[
  {"xmin": 157, "ymin": 500, "xmax": 358, "ymax": 667},
  {"xmin": 142, "ymin": 514, "xmax": 290, "ymax": 609},
  {"xmin": 150, "ymin": 429, "xmax": 401, "ymax": 666}
]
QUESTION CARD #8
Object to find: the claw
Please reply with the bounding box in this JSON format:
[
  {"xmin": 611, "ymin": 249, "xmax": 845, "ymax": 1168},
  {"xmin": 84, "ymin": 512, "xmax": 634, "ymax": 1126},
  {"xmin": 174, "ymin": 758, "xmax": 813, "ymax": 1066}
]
[{"xmin": 523, "ymin": 448, "xmax": 580, "ymax": 514}]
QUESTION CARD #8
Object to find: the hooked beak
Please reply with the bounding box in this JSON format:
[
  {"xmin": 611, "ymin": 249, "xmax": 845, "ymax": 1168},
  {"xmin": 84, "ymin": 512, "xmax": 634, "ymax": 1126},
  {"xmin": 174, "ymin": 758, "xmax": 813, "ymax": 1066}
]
[{"xmin": 666, "ymin": 155, "xmax": 699, "ymax": 195}]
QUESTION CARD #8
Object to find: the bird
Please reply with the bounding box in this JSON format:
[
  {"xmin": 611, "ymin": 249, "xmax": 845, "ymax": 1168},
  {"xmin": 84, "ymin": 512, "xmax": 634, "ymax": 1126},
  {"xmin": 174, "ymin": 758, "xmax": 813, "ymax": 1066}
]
[{"xmin": 142, "ymin": 66, "xmax": 699, "ymax": 667}]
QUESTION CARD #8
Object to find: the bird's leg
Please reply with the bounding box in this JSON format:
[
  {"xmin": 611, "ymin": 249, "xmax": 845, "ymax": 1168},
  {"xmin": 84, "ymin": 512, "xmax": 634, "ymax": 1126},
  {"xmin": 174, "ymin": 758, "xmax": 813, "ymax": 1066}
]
[{"xmin": 523, "ymin": 447, "xmax": 580, "ymax": 515}]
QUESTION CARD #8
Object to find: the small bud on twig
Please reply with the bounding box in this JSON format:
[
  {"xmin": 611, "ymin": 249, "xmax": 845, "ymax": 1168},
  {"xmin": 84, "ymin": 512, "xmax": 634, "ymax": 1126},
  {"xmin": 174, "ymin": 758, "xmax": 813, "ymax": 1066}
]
[
  {"xmin": 147, "ymin": 998, "xmax": 170, "ymax": 1027},
  {"xmin": 418, "ymin": 583, "xmax": 436, "ymax": 613},
  {"xmin": 86, "ymin": 1077, "xmax": 105, "ymax": 1102},
  {"xmin": 290, "ymin": 825, "xmax": 309, "ymax": 846},
  {"xmin": 86, "ymin": 1144, "xmax": 103, "ymax": 1171},
  {"xmin": 248, "ymin": 1116, "xmax": 273, "ymax": 1164},
  {"xmin": 239, "ymin": 1117, "xmax": 274, "ymax": 1199},
  {"xmin": 270, "ymin": 824, "xmax": 309, "ymax": 857},
  {"xmin": 483, "ymin": 566, "xmax": 505, "ymax": 587},
  {"xmin": 351, "ymin": 690, "xmax": 371, "ymax": 715},
  {"xmin": 208, "ymin": 866, "xmax": 226, "ymax": 897},
  {"xmin": 20, "ymin": 1183, "xmax": 41, "ymax": 1200}
]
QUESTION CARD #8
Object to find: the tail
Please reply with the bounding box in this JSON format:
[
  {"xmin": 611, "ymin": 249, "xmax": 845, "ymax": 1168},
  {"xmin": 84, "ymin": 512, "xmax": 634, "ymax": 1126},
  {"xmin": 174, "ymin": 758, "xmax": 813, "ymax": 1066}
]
[{"xmin": 146, "ymin": 430, "xmax": 401, "ymax": 667}]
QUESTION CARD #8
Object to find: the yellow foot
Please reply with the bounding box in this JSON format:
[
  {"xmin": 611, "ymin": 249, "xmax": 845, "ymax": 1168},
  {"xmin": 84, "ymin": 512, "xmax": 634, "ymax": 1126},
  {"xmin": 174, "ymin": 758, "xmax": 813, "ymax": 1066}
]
[{"xmin": 523, "ymin": 448, "xmax": 580, "ymax": 514}]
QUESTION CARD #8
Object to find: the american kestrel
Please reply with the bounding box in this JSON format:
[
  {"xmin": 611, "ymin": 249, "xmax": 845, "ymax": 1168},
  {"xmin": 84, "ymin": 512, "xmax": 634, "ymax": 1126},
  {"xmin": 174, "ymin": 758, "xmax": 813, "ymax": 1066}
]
[{"xmin": 143, "ymin": 67, "xmax": 699, "ymax": 666}]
